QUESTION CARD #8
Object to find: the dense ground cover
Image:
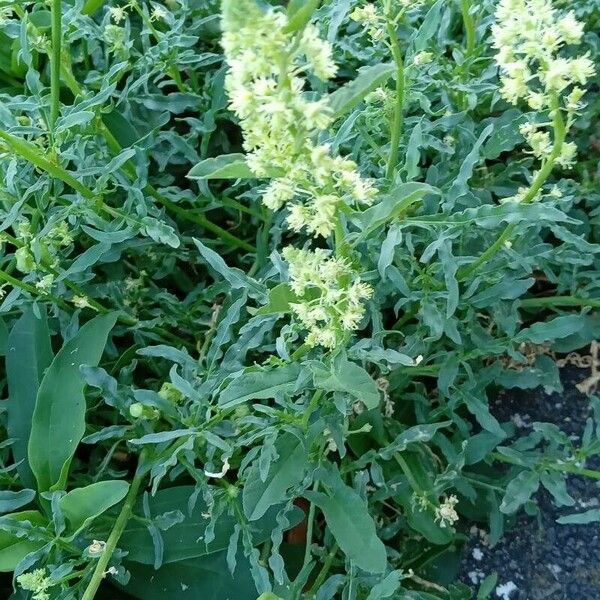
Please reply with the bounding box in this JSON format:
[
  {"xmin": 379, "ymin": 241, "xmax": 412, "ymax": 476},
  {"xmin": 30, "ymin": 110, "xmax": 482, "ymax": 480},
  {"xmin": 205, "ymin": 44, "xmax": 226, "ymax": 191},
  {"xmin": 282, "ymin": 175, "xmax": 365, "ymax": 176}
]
[{"xmin": 0, "ymin": 0, "xmax": 599, "ymax": 598}]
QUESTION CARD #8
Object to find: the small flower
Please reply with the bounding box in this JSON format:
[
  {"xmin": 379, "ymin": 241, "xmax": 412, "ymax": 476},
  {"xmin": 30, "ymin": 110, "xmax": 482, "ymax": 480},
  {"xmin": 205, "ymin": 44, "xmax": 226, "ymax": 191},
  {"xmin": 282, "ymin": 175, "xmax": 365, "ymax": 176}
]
[
  {"xmin": 435, "ymin": 495, "xmax": 459, "ymax": 528},
  {"xmin": 17, "ymin": 569, "xmax": 53, "ymax": 600},
  {"xmin": 413, "ymin": 51, "xmax": 434, "ymax": 66},
  {"xmin": 150, "ymin": 5, "xmax": 167, "ymax": 21},
  {"xmin": 108, "ymin": 5, "xmax": 127, "ymax": 24},
  {"xmin": 281, "ymin": 247, "xmax": 372, "ymax": 349},
  {"xmin": 87, "ymin": 539, "xmax": 107, "ymax": 557},
  {"xmin": 72, "ymin": 295, "xmax": 96, "ymax": 310},
  {"xmin": 204, "ymin": 458, "xmax": 230, "ymax": 479}
]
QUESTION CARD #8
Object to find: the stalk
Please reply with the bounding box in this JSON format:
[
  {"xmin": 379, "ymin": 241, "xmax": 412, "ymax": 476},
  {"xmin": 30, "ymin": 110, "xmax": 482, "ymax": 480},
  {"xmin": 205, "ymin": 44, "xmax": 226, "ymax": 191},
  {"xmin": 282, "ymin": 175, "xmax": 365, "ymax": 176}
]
[
  {"xmin": 81, "ymin": 453, "xmax": 147, "ymax": 600},
  {"xmin": 50, "ymin": 0, "xmax": 62, "ymax": 130},
  {"xmin": 520, "ymin": 296, "xmax": 600, "ymax": 309},
  {"xmin": 460, "ymin": 0, "xmax": 476, "ymax": 58},
  {"xmin": 458, "ymin": 96, "xmax": 566, "ymax": 280},
  {"xmin": 492, "ymin": 452, "xmax": 600, "ymax": 480},
  {"xmin": 385, "ymin": 19, "xmax": 405, "ymax": 180}
]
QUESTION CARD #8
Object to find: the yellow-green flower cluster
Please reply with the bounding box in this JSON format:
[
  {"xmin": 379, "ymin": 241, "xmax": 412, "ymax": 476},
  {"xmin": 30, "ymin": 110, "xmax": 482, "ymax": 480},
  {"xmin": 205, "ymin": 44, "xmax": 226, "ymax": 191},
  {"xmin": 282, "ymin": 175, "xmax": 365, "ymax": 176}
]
[
  {"xmin": 492, "ymin": 0, "xmax": 594, "ymax": 168},
  {"xmin": 283, "ymin": 247, "xmax": 373, "ymax": 349},
  {"xmin": 17, "ymin": 569, "xmax": 54, "ymax": 600},
  {"xmin": 221, "ymin": 0, "xmax": 376, "ymax": 238}
]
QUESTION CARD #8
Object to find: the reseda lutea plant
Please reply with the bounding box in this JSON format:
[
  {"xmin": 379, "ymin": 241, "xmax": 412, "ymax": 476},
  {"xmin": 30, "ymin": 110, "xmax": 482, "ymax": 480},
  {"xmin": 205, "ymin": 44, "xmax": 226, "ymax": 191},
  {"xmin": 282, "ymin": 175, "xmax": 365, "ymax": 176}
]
[{"xmin": 0, "ymin": 0, "xmax": 599, "ymax": 599}]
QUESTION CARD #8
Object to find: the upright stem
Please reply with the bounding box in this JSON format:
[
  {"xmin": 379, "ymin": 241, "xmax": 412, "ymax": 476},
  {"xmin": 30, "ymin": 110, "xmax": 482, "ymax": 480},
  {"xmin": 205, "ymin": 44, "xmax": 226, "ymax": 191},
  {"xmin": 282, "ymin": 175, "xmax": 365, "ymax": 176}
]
[
  {"xmin": 520, "ymin": 295, "xmax": 600, "ymax": 309},
  {"xmin": 81, "ymin": 453, "xmax": 147, "ymax": 600},
  {"xmin": 458, "ymin": 97, "xmax": 566, "ymax": 280},
  {"xmin": 460, "ymin": 0, "xmax": 476, "ymax": 58},
  {"xmin": 50, "ymin": 0, "xmax": 62, "ymax": 130},
  {"xmin": 385, "ymin": 19, "xmax": 405, "ymax": 180}
]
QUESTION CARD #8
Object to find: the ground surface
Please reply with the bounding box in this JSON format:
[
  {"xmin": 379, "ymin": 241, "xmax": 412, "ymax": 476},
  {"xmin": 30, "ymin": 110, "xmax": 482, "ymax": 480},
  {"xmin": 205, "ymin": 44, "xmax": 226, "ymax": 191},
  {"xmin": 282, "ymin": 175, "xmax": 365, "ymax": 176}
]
[{"xmin": 459, "ymin": 367, "xmax": 600, "ymax": 599}]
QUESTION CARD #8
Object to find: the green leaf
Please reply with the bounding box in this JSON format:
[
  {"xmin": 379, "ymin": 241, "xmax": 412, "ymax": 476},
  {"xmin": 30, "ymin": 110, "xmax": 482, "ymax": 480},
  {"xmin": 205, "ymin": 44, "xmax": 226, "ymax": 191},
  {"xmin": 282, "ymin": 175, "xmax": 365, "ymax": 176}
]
[
  {"xmin": 28, "ymin": 313, "xmax": 118, "ymax": 492},
  {"xmin": 500, "ymin": 471, "xmax": 539, "ymax": 514},
  {"xmin": 306, "ymin": 465, "xmax": 387, "ymax": 573},
  {"xmin": 59, "ymin": 480, "xmax": 130, "ymax": 533},
  {"xmin": 379, "ymin": 422, "xmax": 452, "ymax": 459},
  {"xmin": 0, "ymin": 510, "xmax": 46, "ymax": 572},
  {"xmin": 120, "ymin": 486, "xmax": 303, "ymax": 564},
  {"xmin": 366, "ymin": 570, "xmax": 404, "ymax": 599},
  {"xmin": 256, "ymin": 284, "xmax": 299, "ymax": 316},
  {"xmin": 327, "ymin": 63, "xmax": 396, "ymax": 119},
  {"xmin": 243, "ymin": 433, "xmax": 307, "ymax": 521},
  {"xmin": 284, "ymin": 0, "xmax": 320, "ymax": 33},
  {"xmin": 6, "ymin": 308, "xmax": 53, "ymax": 489},
  {"xmin": 124, "ymin": 550, "xmax": 257, "ymax": 599},
  {"xmin": 218, "ymin": 363, "xmax": 303, "ymax": 409},
  {"xmin": 357, "ymin": 182, "xmax": 439, "ymax": 237},
  {"xmin": 540, "ymin": 471, "xmax": 574, "ymax": 507},
  {"xmin": 410, "ymin": 0, "xmax": 443, "ymax": 53},
  {"xmin": 556, "ymin": 509, "xmax": 600, "ymax": 525},
  {"xmin": 194, "ymin": 239, "xmax": 266, "ymax": 300},
  {"xmin": 460, "ymin": 390, "xmax": 506, "ymax": 439},
  {"xmin": 477, "ymin": 573, "xmax": 498, "ymax": 599},
  {"xmin": 515, "ymin": 315, "xmax": 587, "ymax": 344},
  {"xmin": 311, "ymin": 355, "xmax": 380, "ymax": 409},
  {"xmin": 0, "ymin": 317, "xmax": 8, "ymax": 355},
  {"xmin": 0, "ymin": 490, "xmax": 35, "ymax": 514},
  {"xmin": 187, "ymin": 154, "xmax": 256, "ymax": 179}
]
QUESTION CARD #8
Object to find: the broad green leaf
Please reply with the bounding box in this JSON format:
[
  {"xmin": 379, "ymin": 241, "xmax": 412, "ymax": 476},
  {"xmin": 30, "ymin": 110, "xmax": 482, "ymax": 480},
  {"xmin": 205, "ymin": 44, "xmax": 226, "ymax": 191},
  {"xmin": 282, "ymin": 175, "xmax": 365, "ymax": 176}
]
[
  {"xmin": 366, "ymin": 570, "xmax": 404, "ymax": 599},
  {"xmin": 540, "ymin": 471, "xmax": 574, "ymax": 507},
  {"xmin": 410, "ymin": 0, "xmax": 443, "ymax": 53},
  {"xmin": 284, "ymin": 0, "xmax": 320, "ymax": 32},
  {"xmin": 379, "ymin": 422, "xmax": 452, "ymax": 459},
  {"xmin": 243, "ymin": 433, "xmax": 307, "ymax": 521},
  {"xmin": 404, "ymin": 203, "xmax": 577, "ymax": 230},
  {"xmin": 477, "ymin": 573, "xmax": 498, "ymax": 599},
  {"xmin": 306, "ymin": 466, "xmax": 387, "ymax": 573},
  {"xmin": 357, "ymin": 183, "xmax": 439, "ymax": 237},
  {"xmin": 218, "ymin": 363, "xmax": 303, "ymax": 408},
  {"xmin": 188, "ymin": 154, "xmax": 255, "ymax": 179},
  {"xmin": 556, "ymin": 509, "xmax": 600, "ymax": 525},
  {"xmin": 0, "ymin": 317, "xmax": 8, "ymax": 355},
  {"xmin": 120, "ymin": 486, "xmax": 303, "ymax": 564},
  {"xmin": 28, "ymin": 313, "xmax": 118, "ymax": 492},
  {"xmin": 124, "ymin": 550, "xmax": 257, "ymax": 599},
  {"xmin": 59, "ymin": 480, "xmax": 130, "ymax": 533},
  {"xmin": 6, "ymin": 308, "xmax": 53, "ymax": 489},
  {"xmin": 500, "ymin": 471, "xmax": 539, "ymax": 514},
  {"xmin": 0, "ymin": 490, "xmax": 35, "ymax": 514},
  {"xmin": 256, "ymin": 283, "xmax": 299, "ymax": 315},
  {"xmin": 515, "ymin": 315, "xmax": 587, "ymax": 344},
  {"xmin": 327, "ymin": 63, "xmax": 396, "ymax": 118},
  {"xmin": 0, "ymin": 510, "xmax": 46, "ymax": 572},
  {"xmin": 311, "ymin": 355, "xmax": 380, "ymax": 409},
  {"xmin": 460, "ymin": 390, "xmax": 506, "ymax": 439},
  {"xmin": 194, "ymin": 239, "xmax": 266, "ymax": 300}
]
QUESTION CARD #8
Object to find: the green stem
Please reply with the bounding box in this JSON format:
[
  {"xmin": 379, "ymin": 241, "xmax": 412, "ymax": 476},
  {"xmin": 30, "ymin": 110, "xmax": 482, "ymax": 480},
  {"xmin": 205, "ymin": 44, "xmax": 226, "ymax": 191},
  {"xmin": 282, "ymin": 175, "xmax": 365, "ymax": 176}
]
[
  {"xmin": 0, "ymin": 268, "xmax": 70, "ymax": 310},
  {"xmin": 81, "ymin": 452, "xmax": 147, "ymax": 600},
  {"xmin": 302, "ymin": 481, "xmax": 319, "ymax": 568},
  {"xmin": 308, "ymin": 543, "xmax": 339, "ymax": 596},
  {"xmin": 492, "ymin": 452, "xmax": 600, "ymax": 480},
  {"xmin": 520, "ymin": 295, "xmax": 600, "ymax": 309},
  {"xmin": 394, "ymin": 452, "xmax": 424, "ymax": 494},
  {"xmin": 458, "ymin": 97, "xmax": 566, "ymax": 280},
  {"xmin": 385, "ymin": 19, "xmax": 405, "ymax": 180},
  {"xmin": 301, "ymin": 390, "xmax": 323, "ymax": 430},
  {"xmin": 460, "ymin": 0, "xmax": 476, "ymax": 58},
  {"xmin": 50, "ymin": 0, "xmax": 62, "ymax": 130}
]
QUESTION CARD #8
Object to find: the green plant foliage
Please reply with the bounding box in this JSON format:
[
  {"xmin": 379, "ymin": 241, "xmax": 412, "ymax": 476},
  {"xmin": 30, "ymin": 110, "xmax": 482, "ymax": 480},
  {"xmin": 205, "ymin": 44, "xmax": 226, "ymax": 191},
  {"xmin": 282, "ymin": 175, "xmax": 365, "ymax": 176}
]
[{"xmin": 0, "ymin": 0, "xmax": 598, "ymax": 598}]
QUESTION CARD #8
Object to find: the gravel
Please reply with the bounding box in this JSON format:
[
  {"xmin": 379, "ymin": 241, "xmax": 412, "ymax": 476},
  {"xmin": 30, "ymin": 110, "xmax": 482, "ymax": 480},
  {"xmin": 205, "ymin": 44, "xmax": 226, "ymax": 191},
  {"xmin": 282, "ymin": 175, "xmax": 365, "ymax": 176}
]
[{"xmin": 459, "ymin": 367, "xmax": 600, "ymax": 599}]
